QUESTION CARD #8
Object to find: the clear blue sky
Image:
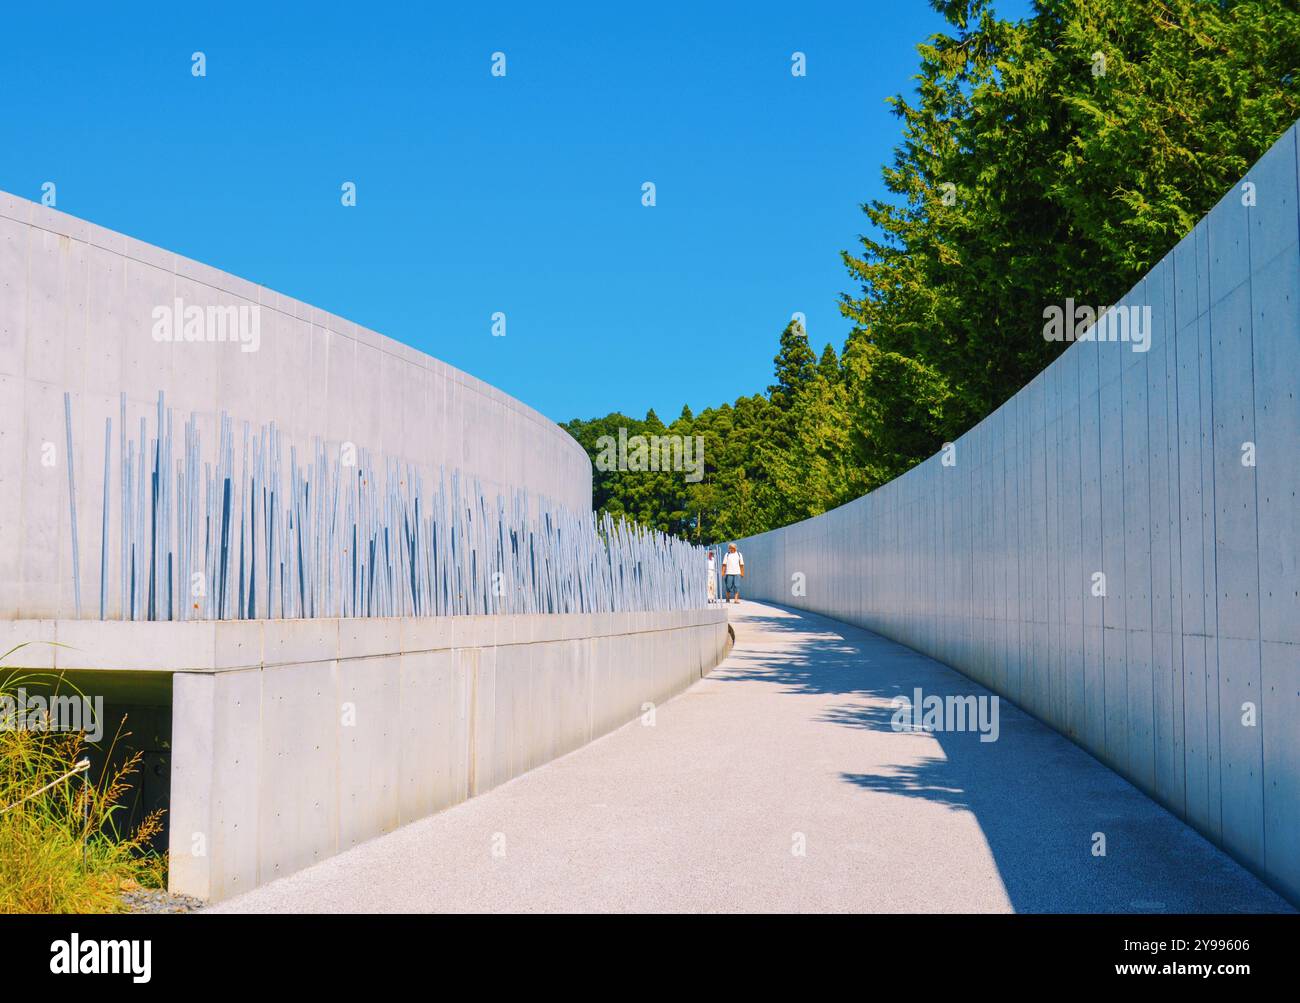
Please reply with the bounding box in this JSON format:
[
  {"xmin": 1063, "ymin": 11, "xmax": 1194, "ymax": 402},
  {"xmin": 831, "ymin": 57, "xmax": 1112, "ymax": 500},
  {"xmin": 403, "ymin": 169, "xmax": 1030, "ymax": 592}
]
[{"xmin": 1, "ymin": 0, "xmax": 1031, "ymax": 424}]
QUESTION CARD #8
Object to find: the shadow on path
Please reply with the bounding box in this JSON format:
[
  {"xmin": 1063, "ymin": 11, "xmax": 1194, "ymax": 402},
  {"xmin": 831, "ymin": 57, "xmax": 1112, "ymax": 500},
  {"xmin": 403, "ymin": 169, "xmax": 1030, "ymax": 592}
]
[{"xmin": 719, "ymin": 602, "xmax": 1292, "ymax": 914}]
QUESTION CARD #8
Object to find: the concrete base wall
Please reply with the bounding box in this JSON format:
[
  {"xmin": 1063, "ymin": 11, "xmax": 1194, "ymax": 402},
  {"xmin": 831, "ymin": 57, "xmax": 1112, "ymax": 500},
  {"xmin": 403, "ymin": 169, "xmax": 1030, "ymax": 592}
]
[
  {"xmin": 731, "ymin": 123, "xmax": 1300, "ymax": 904},
  {"xmin": 4, "ymin": 608, "xmax": 729, "ymax": 901}
]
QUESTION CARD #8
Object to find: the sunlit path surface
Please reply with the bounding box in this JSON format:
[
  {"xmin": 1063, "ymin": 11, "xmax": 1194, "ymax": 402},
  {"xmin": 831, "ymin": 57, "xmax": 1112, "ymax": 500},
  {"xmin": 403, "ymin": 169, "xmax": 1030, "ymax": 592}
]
[{"xmin": 210, "ymin": 602, "xmax": 1292, "ymax": 913}]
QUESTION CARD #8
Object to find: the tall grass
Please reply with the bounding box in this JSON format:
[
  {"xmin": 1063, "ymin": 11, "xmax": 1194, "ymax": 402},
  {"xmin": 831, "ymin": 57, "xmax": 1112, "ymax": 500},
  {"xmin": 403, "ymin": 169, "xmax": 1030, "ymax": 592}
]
[{"xmin": 0, "ymin": 644, "xmax": 165, "ymax": 913}]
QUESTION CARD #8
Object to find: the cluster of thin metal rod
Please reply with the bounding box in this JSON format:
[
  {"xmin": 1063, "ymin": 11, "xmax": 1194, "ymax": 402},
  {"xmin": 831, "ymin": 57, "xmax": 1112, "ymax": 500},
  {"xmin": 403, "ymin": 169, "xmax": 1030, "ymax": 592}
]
[{"xmin": 62, "ymin": 392, "xmax": 708, "ymax": 620}]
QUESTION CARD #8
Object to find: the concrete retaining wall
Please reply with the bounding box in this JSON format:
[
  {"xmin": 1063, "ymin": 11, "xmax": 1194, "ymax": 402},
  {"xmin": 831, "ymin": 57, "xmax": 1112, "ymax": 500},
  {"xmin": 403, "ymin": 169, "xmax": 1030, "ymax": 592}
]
[
  {"xmin": 7, "ymin": 607, "xmax": 729, "ymax": 901},
  {"xmin": 0, "ymin": 191, "xmax": 593, "ymax": 619},
  {"xmin": 732, "ymin": 124, "xmax": 1300, "ymax": 902}
]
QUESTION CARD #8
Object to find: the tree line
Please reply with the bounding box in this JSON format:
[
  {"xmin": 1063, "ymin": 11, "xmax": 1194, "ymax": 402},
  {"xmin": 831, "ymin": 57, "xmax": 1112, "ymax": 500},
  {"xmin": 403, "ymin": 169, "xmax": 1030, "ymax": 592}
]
[{"xmin": 564, "ymin": 0, "xmax": 1300, "ymax": 542}]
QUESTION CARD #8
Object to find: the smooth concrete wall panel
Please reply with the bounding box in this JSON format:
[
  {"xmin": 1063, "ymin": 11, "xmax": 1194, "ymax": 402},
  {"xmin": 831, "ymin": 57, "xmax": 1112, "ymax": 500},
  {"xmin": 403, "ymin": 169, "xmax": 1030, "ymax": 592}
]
[
  {"xmin": 1253, "ymin": 243, "xmax": 1300, "ymax": 646},
  {"xmin": 1196, "ymin": 312, "xmax": 1227, "ymax": 843},
  {"xmin": 337, "ymin": 652, "xmax": 403, "ymax": 851},
  {"xmin": 467, "ymin": 646, "xmax": 496, "ymax": 797},
  {"xmin": 1121, "ymin": 303, "xmax": 1155, "ymax": 795},
  {"xmin": 730, "ymin": 125, "xmax": 1300, "ymax": 904},
  {"xmin": 396, "ymin": 649, "xmax": 442, "ymax": 821},
  {"xmin": 168, "ymin": 672, "xmax": 218, "ymax": 901},
  {"xmin": 61, "ymin": 605, "xmax": 732, "ymax": 901},
  {"xmin": 1061, "ymin": 346, "xmax": 1087, "ymax": 743},
  {"xmin": 1262, "ymin": 639, "xmax": 1300, "ymax": 901},
  {"xmin": 0, "ymin": 192, "xmax": 593, "ymax": 619},
  {"xmin": 259, "ymin": 659, "xmax": 341, "ymax": 884},
  {"xmin": 207, "ymin": 668, "xmax": 262, "ymax": 900},
  {"xmin": 1098, "ymin": 323, "xmax": 1128, "ymax": 773}
]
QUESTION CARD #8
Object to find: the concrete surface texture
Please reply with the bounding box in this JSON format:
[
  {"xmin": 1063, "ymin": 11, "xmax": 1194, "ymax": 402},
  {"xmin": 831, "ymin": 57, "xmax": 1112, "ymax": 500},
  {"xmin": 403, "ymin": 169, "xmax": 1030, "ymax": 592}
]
[
  {"xmin": 0, "ymin": 189, "xmax": 593, "ymax": 619},
  {"xmin": 162, "ymin": 606, "xmax": 729, "ymax": 901},
  {"xmin": 207, "ymin": 602, "xmax": 1291, "ymax": 913},
  {"xmin": 728, "ymin": 124, "xmax": 1300, "ymax": 904}
]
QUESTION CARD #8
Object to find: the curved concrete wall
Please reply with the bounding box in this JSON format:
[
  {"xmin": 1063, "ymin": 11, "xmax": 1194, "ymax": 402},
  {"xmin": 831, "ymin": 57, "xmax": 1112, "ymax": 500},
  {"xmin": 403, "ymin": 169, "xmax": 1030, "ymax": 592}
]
[
  {"xmin": 733, "ymin": 124, "xmax": 1300, "ymax": 902},
  {"xmin": 0, "ymin": 190, "xmax": 592, "ymax": 619}
]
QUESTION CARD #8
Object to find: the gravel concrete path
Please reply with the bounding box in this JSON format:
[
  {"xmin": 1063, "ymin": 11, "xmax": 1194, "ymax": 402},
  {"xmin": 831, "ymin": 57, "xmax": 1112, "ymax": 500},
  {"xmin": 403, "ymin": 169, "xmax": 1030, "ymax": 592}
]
[{"xmin": 209, "ymin": 601, "xmax": 1292, "ymax": 913}]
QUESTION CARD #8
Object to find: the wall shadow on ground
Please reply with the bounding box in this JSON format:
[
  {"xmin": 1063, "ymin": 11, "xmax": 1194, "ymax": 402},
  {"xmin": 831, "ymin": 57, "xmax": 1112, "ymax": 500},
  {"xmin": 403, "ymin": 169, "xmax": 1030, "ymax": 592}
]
[{"xmin": 716, "ymin": 603, "xmax": 1292, "ymax": 914}]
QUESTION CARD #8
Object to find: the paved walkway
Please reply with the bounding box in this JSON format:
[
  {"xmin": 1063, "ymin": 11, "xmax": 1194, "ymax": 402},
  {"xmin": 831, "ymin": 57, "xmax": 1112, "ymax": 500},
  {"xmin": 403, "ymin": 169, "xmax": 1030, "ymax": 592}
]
[{"xmin": 210, "ymin": 602, "xmax": 1292, "ymax": 913}]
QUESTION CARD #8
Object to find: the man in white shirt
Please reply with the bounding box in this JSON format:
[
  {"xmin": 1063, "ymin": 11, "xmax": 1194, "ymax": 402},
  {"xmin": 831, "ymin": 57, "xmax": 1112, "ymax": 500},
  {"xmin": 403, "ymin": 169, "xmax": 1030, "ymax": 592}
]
[
  {"xmin": 706, "ymin": 550, "xmax": 717, "ymax": 603},
  {"xmin": 721, "ymin": 544, "xmax": 744, "ymax": 603}
]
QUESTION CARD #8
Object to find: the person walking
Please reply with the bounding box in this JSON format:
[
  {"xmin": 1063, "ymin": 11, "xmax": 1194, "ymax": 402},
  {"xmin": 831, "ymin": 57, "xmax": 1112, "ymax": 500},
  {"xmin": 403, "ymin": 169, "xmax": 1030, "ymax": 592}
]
[
  {"xmin": 706, "ymin": 550, "xmax": 718, "ymax": 603},
  {"xmin": 721, "ymin": 543, "xmax": 744, "ymax": 603}
]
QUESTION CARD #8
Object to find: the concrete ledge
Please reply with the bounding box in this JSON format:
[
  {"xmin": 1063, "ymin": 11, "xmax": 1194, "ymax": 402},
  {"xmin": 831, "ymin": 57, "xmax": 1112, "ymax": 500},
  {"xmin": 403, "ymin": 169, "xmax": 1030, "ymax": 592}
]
[
  {"xmin": 0, "ymin": 611, "xmax": 729, "ymax": 674},
  {"xmin": 137, "ymin": 607, "xmax": 726, "ymax": 902},
  {"xmin": 3, "ymin": 610, "xmax": 731, "ymax": 902}
]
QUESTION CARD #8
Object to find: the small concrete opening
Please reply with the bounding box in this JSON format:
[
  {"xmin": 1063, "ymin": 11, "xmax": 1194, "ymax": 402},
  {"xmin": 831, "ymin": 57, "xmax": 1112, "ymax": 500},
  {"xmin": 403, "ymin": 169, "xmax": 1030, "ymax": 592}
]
[{"xmin": 16, "ymin": 670, "xmax": 173, "ymax": 856}]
